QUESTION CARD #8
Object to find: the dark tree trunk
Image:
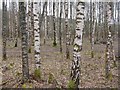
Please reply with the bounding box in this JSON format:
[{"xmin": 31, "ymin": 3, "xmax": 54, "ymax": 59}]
[{"xmin": 19, "ymin": 2, "xmax": 29, "ymax": 83}]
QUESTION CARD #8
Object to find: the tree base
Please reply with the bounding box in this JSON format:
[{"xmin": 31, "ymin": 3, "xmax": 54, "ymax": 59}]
[
  {"xmin": 53, "ymin": 42, "xmax": 57, "ymax": 47},
  {"xmin": 28, "ymin": 48, "xmax": 31, "ymax": 53},
  {"xmin": 3, "ymin": 54, "xmax": 7, "ymax": 60},
  {"xmin": 14, "ymin": 41, "xmax": 18, "ymax": 47},
  {"xmin": 91, "ymin": 51, "xmax": 94, "ymax": 58},
  {"xmin": 66, "ymin": 52, "xmax": 70, "ymax": 59},
  {"xmin": 34, "ymin": 69, "xmax": 41, "ymax": 80}
]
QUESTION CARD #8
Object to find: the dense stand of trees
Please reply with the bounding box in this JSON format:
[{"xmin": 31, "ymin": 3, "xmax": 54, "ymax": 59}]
[{"xmin": 2, "ymin": 0, "xmax": 119, "ymax": 88}]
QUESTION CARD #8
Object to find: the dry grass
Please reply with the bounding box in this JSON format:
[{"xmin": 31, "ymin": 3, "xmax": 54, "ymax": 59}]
[{"xmin": 1, "ymin": 38, "xmax": 118, "ymax": 88}]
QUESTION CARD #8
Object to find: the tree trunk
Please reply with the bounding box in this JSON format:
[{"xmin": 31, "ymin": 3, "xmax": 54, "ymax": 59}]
[
  {"xmin": 27, "ymin": 1, "xmax": 32, "ymax": 53},
  {"xmin": 31, "ymin": 2, "xmax": 34, "ymax": 46},
  {"xmin": 65, "ymin": 1, "xmax": 70, "ymax": 59},
  {"xmin": 2, "ymin": 0, "xmax": 7, "ymax": 60},
  {"xmin": 59, "ymin": 2, "xmax": 63, "ymax": 53},
  {"xmin": 12, "ymin": 2, "xmax": 18, "ymax": 47},
  {"xmin": 44, "ymin": 2, "xmax": 48, "ymax": 44},
  {"xmin": 33, "ymin": 2, "xmax": 41, "ymax": 70},
  {"xmin": 91, "ymin": 2, "xmax": 96, "ymax": 58},
  {"xmin": 19, "ymin": 2, "xmax": 29, "ymax": 83},
  {"xmin": 105, "ymin": 2, "xmax": 114, "ymax": 79},
  {"xmin": 70, "ymin": 2, "xmax": 73, "ymax": 45},
  {"xmin": 53, "ymin": 2, "xmax": 57, "ymax": 46},
  {"xmin": 70, "ymin": 1, "xmax": 85, "ymax": 88},
  {"xmin": 89, "ymin": 1, "xmax": 93, "ymax": 43}
]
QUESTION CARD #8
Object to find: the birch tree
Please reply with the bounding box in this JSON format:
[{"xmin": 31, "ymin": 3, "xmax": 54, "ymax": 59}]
[
  {"xmin": 103, "ymin": 3, "xmax": 108, "ymax": 44},
  {"xmin": 59, "ymin": 2, "xmax": 63, "ymax": 53},
  {"xmin": 12, "ymin": 2, "xmax": 18, "ymax": 47},
  {"xmin": 70, "ymin": 1, "xmax": 85, "ymax": 88},
  {"xmin": 9, "ymin": 1, "xmax": 14, "ymax": 40},
  {"xmin": 105, "ymin": 2, "xmax": 114, "ymax": 79},
  {"xmin": 27, "ymin": 1, "xmax": 32, "ymax": 53},
  {"xmin": 48, "ymin": 1, "xmax": 52, "ymax": 39},
  {"xmin": 89, "ymin": 1, "xmax": 93, "ymax": 43},
  {"xmin": 19, "ymin": 2, "xmax": 29, "ymax": 82},
  {"xmin": 44, "ymin": 2, "xmax": 48, "ymax": 44},
  {"xmin": 97, "ymin": 2, "xmax": 102, "ymax": 43},
  {"xmin": 31, "ymin": 2, "xmax": 34, "ymax": 46},
  {"xmin": 65, "ymin": 0, "xmax": 70, "ymax": 59},
  {"xmin": 53, "ymin": 2, "xmax": 57, "ymax": 46},
  {"xmin": 70, "ymin": 2, "xmax": 73, "ymax": 40},
  {"xmin": 33, "ymin": 1, "xmax": 41, "ymax": 78},
  {"xmin": 2, "ymin": 0, "xmax": 7, "ymax": 60},
  {"xmin": 39, "ymin": 1, "xmax": 47, "ymax": 30},
  {"xmin": 71, "ymin": 2, "xmax": 76, "ymax": 45},
  {"xmin": 91, "ymin": 2, "xmax": 96, "ymax": 58},
  {"xmin": 8, "ymin": 1, "xmax": 11, "ymax": 39},
  {"xmin": 56, "ymin": 1, "xmax": 59, "ymax": 41}
]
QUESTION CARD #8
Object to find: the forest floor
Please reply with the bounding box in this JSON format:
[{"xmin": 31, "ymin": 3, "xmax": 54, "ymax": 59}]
[{"xmin": 0, "ymin": 37, "xmax": 118, "ymax": 88}]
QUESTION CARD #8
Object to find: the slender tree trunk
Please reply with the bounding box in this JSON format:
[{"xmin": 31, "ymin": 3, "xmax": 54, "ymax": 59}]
[
  {"xmin": 96, "ymin": 2, "xmax": 101, "ymax": 43},
  {"xmin": 70, "ymin": 2, "xmax": 73, "ymax": 45},
  {"xmin": 31, "ymin": 2, "xmax": 34, "ymax": 46},
  {"xmin": 111, "ymin": 2, "xmax": 116, "ymax": 66},
  {"xmin": 97, "ymin": 2, "xmax": 99, "ymax": 41},
  {"xmin": 39, "ymin": 1, "xmax": 41, "ymax": 39},
  {"xmin": 8, "ymin": 2, "xmax": 11, "ymax": 39},
  {"xmin": 84, "ymin": 2, "xmax": 89, "ymax": 38},
  {"xmin": 72, "ymin": 2, "xmax": 77, "ymax": 45},
  {"xmin": 9, "ymin": 2, "xmax": 14, "ymax": 40},
  {"xmin": 70, "ymin": 1, "xmax": 85, "ymax": 88},
  {"xmin": 59, "ymin": 2, "xmax": 62, "ymax": 53},
  {"xmin": 56, "ymin": 2, "xmax": 59, "ymax": 42},
  {"xmin": 65, "ymin": 1, "xmax": 70, "ymax": 59},
  {"xmin": 2, "ymin": 0, "xmax": 7, "ymax": 60},
  {"xmin": 103, "ymin": 3, "xmax": 108, "ymax": 44},
  {"xmin": 12, "ymin": 2, "xmax": 18, "ymax": 47},
  {"xmin": 19, "ymin": 2, "xmax": 29, "ymax": 83},
  {"xmin": 33, "ymin": 2, "xmax": 41, "ymax": 70},
  {"xmin": 71, "ymin": 2, "xmax": 76, "ymax": 45},
  {"xmin": 39, "ymin": 2, "xmax": 47, "ymax": 31},
  {"xmin": 48, "ymin": 1, "xmax": 52, "ymax": 39},
  {"xmin": 28, "ymin": 1, "xmax": 32, "ymax": 53},
  {"xmin": 5, "ymin": 1, "xmax": 9, "ymax": 39},
  {"xmin": 44, "ymin": 2, "xmax": 47, "ymax": 44},
  {"xmin": 89, "ymin": 1, "xmax": 93, "ymax": 43},
  {"xmin": 105, "ymin": 2, "xmax": 114, "ymax": 79},
  {"xmin": 91, "ymin": 2, "xmax": 96, "ymax": 58},
  {"xmin": 114, "ymin": 2, "xmax": 117, "ymax": 38},
  {"xmin": 101, "ymin": 2, "xmax": 104, "ymax": 41},
  {"xmin": 118, "ymin": 4, "xmax": 120, "ymax": 88},
  {"xmin": 53, "ymin": 2, "xmax": 57, "ymax": 46}
]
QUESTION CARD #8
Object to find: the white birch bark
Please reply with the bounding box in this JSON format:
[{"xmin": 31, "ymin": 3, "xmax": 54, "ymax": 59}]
[
  {"xmin": 44, "ymin": 2, "xmax": 47, "ymax": 44},
  {"xmin": 64, "ymin": 0, "xmax": 70, "ymax": 59},
  {"xmin": 70, "ymin": 1, "xmax": 85, "ymax": 88},
  {"xmin": 91, "ymin": 2, "xmax": 96, "ymax": 58},
  {"xmin": 31, "ymin": 2, "xmax": 34, "ymax": 46},
  {"xmin": 105, "ymin": 2, "xmax": 114, "ymax": 78},
  {"xmin": 27, "ymin": 1, "xmax": 32, "ymax": 53},
  {"xmin": 33, "ymin": 2, "xmax": 41, "ymax": 69},
  {"xmin": 59, "ymin": 2, "xmax": 63, "ymax": 53}
]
